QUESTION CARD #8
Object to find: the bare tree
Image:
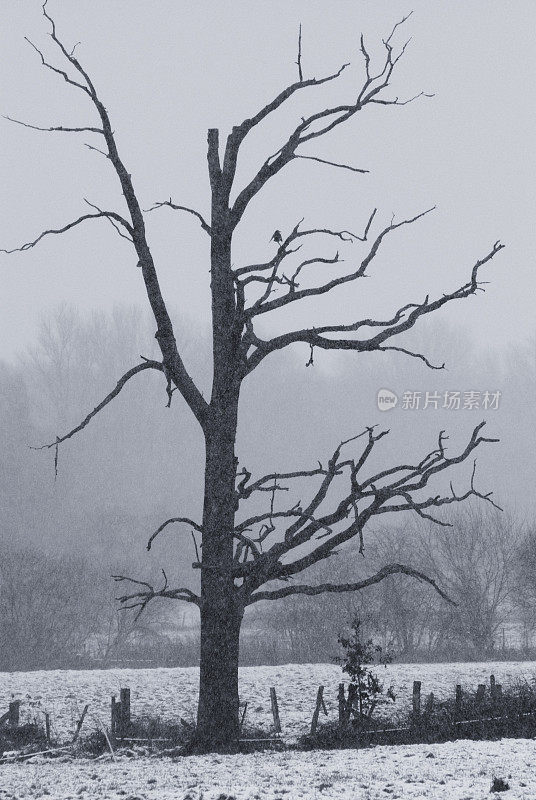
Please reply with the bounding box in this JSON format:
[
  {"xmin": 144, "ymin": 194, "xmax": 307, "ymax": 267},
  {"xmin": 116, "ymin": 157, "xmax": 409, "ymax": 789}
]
[
  {"xmin": 360, "ymin": 527, "xmax": 442, "ymax": 659},
  {"xmin": 95, "ymin": 563, "xmax": 176, "ymax": 667},
  {"xmin": 2, "ymin": 5, "xmax": 505, "ymax": 750},
  {"xmin": 418, "ymin": 508, "xmax": 518, "ymax": 656},
  {"xmin": 0, "ymin": 545, "xmax": 105, "ymax": 670},
  {"xmin": 504, "ymin": 520, "xmax": 536, "ymax": 650}
]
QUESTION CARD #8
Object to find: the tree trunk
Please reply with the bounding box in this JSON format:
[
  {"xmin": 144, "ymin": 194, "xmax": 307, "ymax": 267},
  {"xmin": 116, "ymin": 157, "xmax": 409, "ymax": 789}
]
[
  {"xmin": 195, "ymin": 397, "xmax": 243, "ymax": 751},
  {"xmin": 195, "ymin": 161, "xmax": 244, "ymax": 747},
  {"xmin": 196, "ymin": 585, "xmax": 243, "ymax": 750},
  {"xmin": 194, "ymin": 410, "xmax": 244, "ymax": 749}
]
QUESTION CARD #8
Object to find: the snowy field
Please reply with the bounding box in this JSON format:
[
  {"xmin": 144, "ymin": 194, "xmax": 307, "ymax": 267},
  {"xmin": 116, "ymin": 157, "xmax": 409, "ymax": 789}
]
[
  {"xmin": 2, "ymin": 662, "xmax": 536, "ymax": 798},
  {"xmin": 1, "ymin": 738, "xmax": 536, "ymax": 798},
  {"xmin": 1, "ymin": 661, "xmax": 536, "ymax": 743}
]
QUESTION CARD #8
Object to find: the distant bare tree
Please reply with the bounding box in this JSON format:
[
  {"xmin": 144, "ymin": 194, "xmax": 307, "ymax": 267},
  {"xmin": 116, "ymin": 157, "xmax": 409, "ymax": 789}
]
[
  {"xmin": 0, "ymin": 545, "xmax": 104, "ymax": 669},
  {"xmin": 418, "ymin": 508, "xmax": 518, "ymax": 656},
  {"xmin": 2, "ymin": 5, "xmax": 504, "ymax": 749},
  {"xmin": 360, "ymin": 527, "xmax": 442, "ymax": 659},
  {"xmin": 511, "ymin": 522, "xmax": 536, "ymax": 648},
  {"xmin": 245, "ymin": 557, "xmax": 371, "ymax": 664},
  {"xmin": 0, "ymin": 362, "xmax": 42, "ymax": 528},
  {"xmin": 0, "ymin": 543, "xmax": 176, "ymax": 669},
  {"xmin": 25, "ymin": 305, "xmax": 154, "ymax": 431}
]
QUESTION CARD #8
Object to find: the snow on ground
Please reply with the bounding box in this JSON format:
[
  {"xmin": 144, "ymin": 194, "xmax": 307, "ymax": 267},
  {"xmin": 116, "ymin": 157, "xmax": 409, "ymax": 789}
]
[
  {"xmin": 2, "ymin": 663, "xmax": 536, "ymax": 798},
  {"xmin": 1, "ymin": 737, "xmax": 536, "ymax": 799},
  {"xmin": 1, "ymin": 661, "xmax": 535, "ymax": 743}
]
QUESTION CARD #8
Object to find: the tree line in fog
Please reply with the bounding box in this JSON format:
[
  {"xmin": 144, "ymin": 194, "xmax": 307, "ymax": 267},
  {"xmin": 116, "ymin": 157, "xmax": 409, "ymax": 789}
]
[{"xmin": 0, "ymin": 307, "xmax": 534, "ymax": 669}]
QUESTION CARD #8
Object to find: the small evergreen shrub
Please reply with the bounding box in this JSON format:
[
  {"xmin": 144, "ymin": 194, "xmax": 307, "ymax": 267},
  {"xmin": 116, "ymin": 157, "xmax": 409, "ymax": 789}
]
[{"xmin": 335, "ymin": 617, "xmax": 395, "ymax": 726}]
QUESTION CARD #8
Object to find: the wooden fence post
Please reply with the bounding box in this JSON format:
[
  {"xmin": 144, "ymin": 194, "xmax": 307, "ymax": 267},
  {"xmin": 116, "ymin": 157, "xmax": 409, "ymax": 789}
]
[
  {"xmin": 239, "ymin": 702, "xmax": 248, "ymax": 733},
  {"xmin": 412, "ymin": 681, "xmax": 422, "ymax": 723},
  {"xmin": 476, "ymin": 684, "xmax": 486, "ymax": 704},
  {"xmin": 321, "ymin": 695, "xmax": 328, "ymax": 716},
  {"xmin": 45, "ymin": 713, "xmax": 51, "ymax": 745},
  {"xmin": 338, "ymin": 683, "xmax": 346, "ymax": 727},
  {"xmin": 490, "ymin": 674, "xmax": 496, "ymax": 700},
  {"xmin": 345, "ymin": 683, "xmax": 357, "ymax": 726},
  {"xmin": 310, "ymin": 686, "xmax": 324, "ymax": 736},
  {"xmin": 425, "ymin": 692, "xmax": 434, "ymax": 714},
  {"xmin": 8, "ymin": 700, "xmax": 20, "ymax": 728},
  {"xmin": 270, "ymin": 687, "xmax": 281, "ymax": 733},
  {"xmin": 455, "ymin": 685, "xmax": 463, "ymax": 718},
  {"xmin": 72, "ymin": 704, "xmax": 89, "ymax": 744},
  {"xmin": 119, "ymin": 688, "xmax": 131, "ymax": 737},
  {"xmin": 111, "ymin": 695, "xmax": 119, "ymax": 739}
]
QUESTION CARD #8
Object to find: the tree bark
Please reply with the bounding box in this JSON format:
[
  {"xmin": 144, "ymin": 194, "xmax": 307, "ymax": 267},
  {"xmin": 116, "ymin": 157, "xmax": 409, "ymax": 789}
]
[
  {"xmin": 195, "ymin": 405, "xmax": 243, "ymax": 750},
  {"xmin": 196, "ymin": 554, "xmax": 243, "ymax": 749},
  {"xmin": 195, "ymin": 137, "xmax": 244, "ymax": 751}
]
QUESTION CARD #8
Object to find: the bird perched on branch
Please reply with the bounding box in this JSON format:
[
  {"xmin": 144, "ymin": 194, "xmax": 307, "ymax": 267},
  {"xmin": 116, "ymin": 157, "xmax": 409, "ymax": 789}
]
[{"xmin": 270, "ymin": 230, "xmax": 283, "ymax": 245}]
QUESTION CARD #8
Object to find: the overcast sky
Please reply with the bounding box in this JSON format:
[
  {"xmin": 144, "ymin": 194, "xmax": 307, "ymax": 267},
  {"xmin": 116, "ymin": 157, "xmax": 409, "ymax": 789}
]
[{"xmin": 1, "ymin": 0, "xmax": 535, "ymax": 364}]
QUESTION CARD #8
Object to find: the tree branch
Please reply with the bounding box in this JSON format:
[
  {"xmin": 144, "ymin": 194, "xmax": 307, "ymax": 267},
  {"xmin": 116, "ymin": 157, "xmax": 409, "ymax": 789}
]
[
  {"xmin": 147, "ymin": 517, "xmax": 204, "ymax": 551},
  {"xmin": 12, "ymin": 1, "xmax": 210, "ymax": 430},
  {"xmin": 30, "ymin": 360, "xmax": 164, "ymax": 451},
  {"xmin": 222, "ymin": 60, "xmax": 350, "ymax": 193},
  {"xmin": 24, "ymin": 33, "xmax": 91, "ymax": 95},
  {"xmin": 296, "ymin": 24, "xmax": 303, "ymax": 82},
  {"xmin": 244, "ymin": 207, "xmax": 434, "ymax": 319},
  {"xmin": 369, "ymin": 91, "xmax": 434, "ymax": 106},
  {"xmin": 236, "ymin": 464, "xmax": 327, "ymax": 501},
  {"xmin": 245, "ymin": 237, "xmax": 504, "ymax": 374},
  {"xmin": 235, "ymin": 213, "xmax": 376, "ymax": 283},
  {"xmin": 83, "ymin": 199, "xmax": 133, "ymax": 243},
  {"xmin": 280, "ymin": 423, "xmax": 498, "ymax": 576},
  {"xmin": 247, "ymin": 563, "xmax": 454, "ymax": 605},
  {"xmin": 114, "ymin": 571, "xmax": 200, "ymax": 619},
  {"xmin": 1, "ymin": 211, "xmax": 134, "ymax": 253},
  {"xmin": 228, "ymin": 15, "xmax": 421, "ymax": 226},
  {"xmin": 235, "ymin": 508, "xmax": 331, "ymax": 536},
  {"xmin": 3, "ymin": 115, "xmax": 103, "ymax": 134},
  {"xmin": 238, "ymin": 422, "xmax": 499, "ymax": 594},
  {"xmin": 293, "ymin": 154, "xmax": 369, "ymax": 175},
  {"xmin": 144, "ymin": 199, "xmax": 211, "ymax": 236},
  {"xmin": 376, "ymin": 345, "xmax": 445, "ymax": 370}
]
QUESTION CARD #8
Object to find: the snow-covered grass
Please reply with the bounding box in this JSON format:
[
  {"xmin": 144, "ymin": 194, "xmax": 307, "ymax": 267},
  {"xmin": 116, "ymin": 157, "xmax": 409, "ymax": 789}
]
[
  {"xmin": 1, "ymin": 738, "xmax": 536, "ymax": 798},
  {"xmin": 1, "ymin": 660, "xmax": 536, "ymax": 744},
  {"xmin": 2, "ymin": 662, "xmax": 536, "ymax": 798}
]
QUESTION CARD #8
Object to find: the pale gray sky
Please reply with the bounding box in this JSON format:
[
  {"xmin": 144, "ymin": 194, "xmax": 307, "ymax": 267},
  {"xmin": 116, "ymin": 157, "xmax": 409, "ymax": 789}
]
[{"xmin": 1, "ymin": 0, "xmax": 535, "ymax": 362}]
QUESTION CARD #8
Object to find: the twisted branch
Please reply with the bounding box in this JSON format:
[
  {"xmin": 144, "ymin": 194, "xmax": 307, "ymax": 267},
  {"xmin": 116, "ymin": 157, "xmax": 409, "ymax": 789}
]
[
  {"xmin": 236, "ymin": 422, "xmax": 499, "ymax": 595},
  {"xmin": 245, "ymin": 238, "xmax": 504, "ymax": 374},
  {"xmin": 30, "ymin": 360, "xmax": 164, "ymax": 451},
  {"xmin": 114, "ymin": 571, "xmax": 200, "ymax": 619},
  {"xmin": 3, "ymin": 115, "xmax": 103, "ymax": 134},
  {"xmin": 144, "ymin": 199, "xmax": 211, "ymax": 236},
  {"xmin": 248, "ymin": 563, "xmax": 454, "ymax": 604},
  {"xmin": 4, "ymin": 0, "xmax": 209, "ymax": 429},
  {"xmin": 293, "ymin": 155, "xmax": 369, "ymax": 174},
  {"xmin": 228, "ymin": 14, "xmax": 427, "ymax": 226},
  {"xmin": 245, "ymin": 207, "xmax": 435, "ymax": 319},
  {"xmin": 1, "ymin": 211, "xmax": 133, "ymax": 253},
  {"xmin": 146, "ymin": 517, "xmax": 203, "ymax": 551}
]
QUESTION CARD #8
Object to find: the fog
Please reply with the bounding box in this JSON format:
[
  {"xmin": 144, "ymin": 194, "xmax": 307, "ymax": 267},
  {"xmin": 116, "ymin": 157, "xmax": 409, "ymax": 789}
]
[
  {"xmin": 2, "ymin": 1, "xmax": 536, "ymax": 356},
  {"xmin": 0, "ymin": 1, "xmax": 535, "ymax": 668},
  {"xmin": 0, "ymin": 305, "xmax": 534, "ymax": 666}
]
